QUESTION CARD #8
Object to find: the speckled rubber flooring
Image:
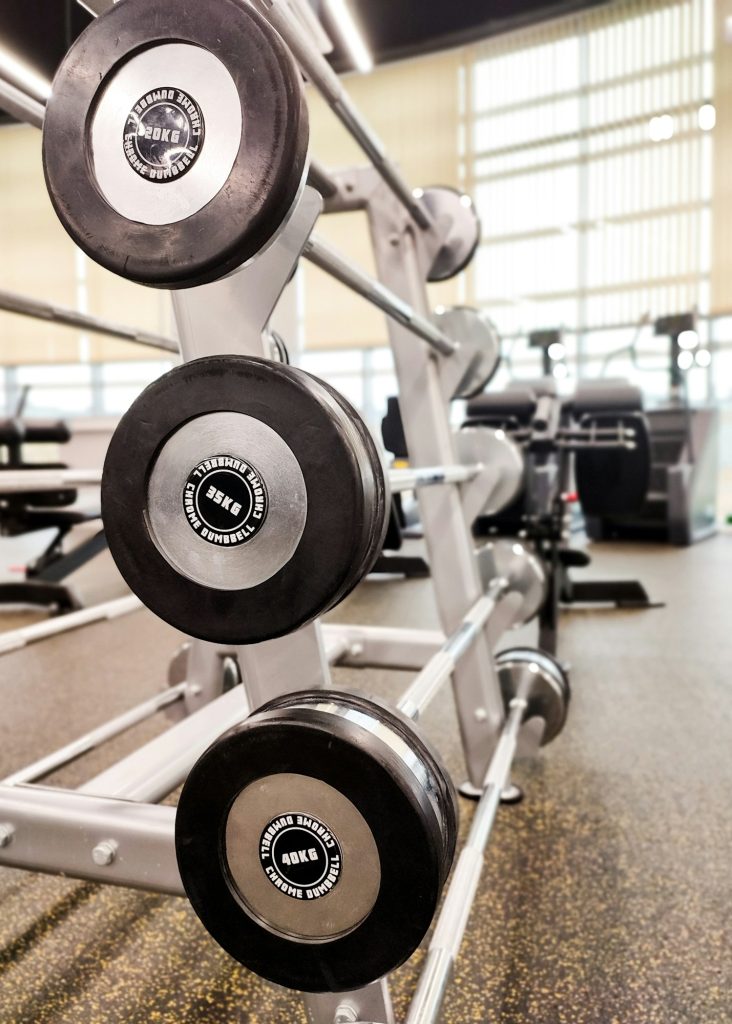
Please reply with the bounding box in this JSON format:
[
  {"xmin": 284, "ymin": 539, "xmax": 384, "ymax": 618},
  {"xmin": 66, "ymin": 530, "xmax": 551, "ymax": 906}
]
[{"xmin": 0, "ymin": 538, "xmax": 730, "ymax": 1023}]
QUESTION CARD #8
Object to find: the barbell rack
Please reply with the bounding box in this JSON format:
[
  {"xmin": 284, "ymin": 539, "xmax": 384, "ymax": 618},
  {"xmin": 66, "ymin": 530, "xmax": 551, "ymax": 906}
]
[{"xmin": 0, "ymin": 5, "xmax": 570, "ymax": 1021}]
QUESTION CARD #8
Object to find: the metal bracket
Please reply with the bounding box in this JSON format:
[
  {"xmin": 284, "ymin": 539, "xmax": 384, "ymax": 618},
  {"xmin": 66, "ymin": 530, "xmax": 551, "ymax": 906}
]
[
  {"xmin": 168, "ymin": 183, "xmax": 332, "ymax": 712},
  {"xmin": 0, "ymin": 784, "xmax": 182, "ymax": 895},
  {"xmin": 171, "ymin": 184, "xmax": 322, "ymax": 360},
  {"xmin": 317, "ymin": 166, "xmax": 381, "ymax": 214},
  {"xmin": 365, "ymin": 176, "xmax": 507, "ymax": 786},
  {"xmin": 304, "ymin": 979, "xmax": 395, "ymax": 1024}
]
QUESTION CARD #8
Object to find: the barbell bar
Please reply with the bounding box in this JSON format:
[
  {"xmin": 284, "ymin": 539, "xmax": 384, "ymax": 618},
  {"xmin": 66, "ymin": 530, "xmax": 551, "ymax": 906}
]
[
  {"xmin": 303, "ymin": 237, "xmax": 456, "ymax": 356},
  {"xmin": 0, "ymin": 469, "xmax": 102, "ymax": 494},
  {"xmin": 304, "ymin": 237, "xmax": 499, "ymax": 398},
  {"xmin": 0, "ymin": 287, "xmax": 179, "ymax": 354},
  {"xmin": 389, "ymin": 464, "xmax": 480, "ymax": 493},
  {"xmin": 0, "ymin": 594, "xmax": 142, "ymax": 656},
  {"xmin": 396, "ymin": 577, "xmax": 509, "ymax": 721},
  {"xmin": 0, "ymin": 464, "xmax": 482, "ymax": 498},
  {"xmin": 251, "ymin": 0, "xmax": 432, "ymax": 230},
  {"xmin": 1, "ymin": 683, "xmax": 188, "ymax": 787},
  {"xmin": 404, "ymin": 696, "xmax": 526, "ymax": 1024},
  {"xmin": 0, "ymin": 75, "xmax": 44, "ymax": 128},
  {"xmin": 405, "ymin": 648, "xmax": 569, "ymax": 1024}
]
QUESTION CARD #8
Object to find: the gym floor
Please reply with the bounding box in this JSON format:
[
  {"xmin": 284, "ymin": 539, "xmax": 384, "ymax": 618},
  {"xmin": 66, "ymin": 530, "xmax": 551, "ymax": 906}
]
[{"xmin": 0, "ymin": 536, "xmax": 730, "ymax": 1024}]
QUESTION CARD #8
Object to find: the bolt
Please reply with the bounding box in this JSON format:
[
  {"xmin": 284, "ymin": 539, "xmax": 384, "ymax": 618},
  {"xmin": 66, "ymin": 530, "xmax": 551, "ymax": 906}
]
[
  {"xmin": 92, "ymin": 839, "xmax": 118, "ymax": 867},
  {"xmin": 474, "ymin": 707, "xmax": 488, "ymax": 723},
  {"xmin": 334, "ymin": 1007, "xmax": 358, "ymax": 1024},
  {"xmin": 0, "ymin": 823, "xmax": 14, "ymax": 848},
  {"xmin": 349, "ymin": 642, "xmax": 364, "ymax": 659}
]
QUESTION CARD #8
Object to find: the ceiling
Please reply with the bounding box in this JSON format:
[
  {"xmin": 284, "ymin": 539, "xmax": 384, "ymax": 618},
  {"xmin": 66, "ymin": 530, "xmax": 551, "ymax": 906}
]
[
  {"xmin": 0, "ymin": 0, "xmax": 606, "ymax": 117},
  {"xmin": 322, "ymin": 0, "xmax": 607, "ymax": 69}
]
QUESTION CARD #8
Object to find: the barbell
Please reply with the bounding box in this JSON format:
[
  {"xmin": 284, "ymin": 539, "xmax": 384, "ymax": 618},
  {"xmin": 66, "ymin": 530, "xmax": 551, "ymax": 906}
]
[
  {"xmin": 42, "ymin": 0, "xmax": 309, "ymax": 288},
  {"xmin": 176, "ymin": 644, "xmax": 569, "ymax": 992},
  {"xmin": 101, "ymin": 355, "xmax": 388, "ymax": 644},
  {"xmin": 101, "ymin": 349, "xmax": 528, "ymax": 644}
]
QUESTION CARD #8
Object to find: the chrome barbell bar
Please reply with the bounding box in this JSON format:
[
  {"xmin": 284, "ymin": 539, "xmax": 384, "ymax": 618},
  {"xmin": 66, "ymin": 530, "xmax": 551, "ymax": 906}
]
[
  {"xmin": 2, "ymin": 683, "xmax": 188, "ymax": 787},
  {"xmin": 303, "ymin": 236, "xmax": 456, "ymax": 356},
  {"xmin": 0, "ymin": 469, "xmax": 102, "ymax": 494},
  {"xmin": 0, "ymin": 595, "xmax": 142, "ymax": 656},
  {"xmin": 0, "ymin": 287, "xmax": 179, "ymax": 354},
  {"xmin": 405, "ymin": 696, "xmax": 528, "ymax": 1024},
  {"xmin": 253, "ymin": 0, "xmax": 432, "ymax": 230},
  {"xmin": 396, "ymin": 577, "xmax": 510, "ymax": 721}
]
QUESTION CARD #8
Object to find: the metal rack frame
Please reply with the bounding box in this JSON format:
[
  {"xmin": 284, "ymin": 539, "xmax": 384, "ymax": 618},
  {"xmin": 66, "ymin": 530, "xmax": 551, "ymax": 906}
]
[{"xmin": 0, "ymin": 6, "xmax": 558, "ymax": 1022}]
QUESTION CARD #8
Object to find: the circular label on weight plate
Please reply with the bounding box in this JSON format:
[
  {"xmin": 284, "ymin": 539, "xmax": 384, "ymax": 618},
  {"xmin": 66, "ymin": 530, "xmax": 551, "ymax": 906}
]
[
  {"xmin": 259, "ymin": 813, "xmax": 342, "ymax": 901},
  {"xmin": 123, "ymin": 86, "xmax": 205, "ymax": 182},
  {"xmin": 183, "ymin": 455, "xmax": 268, "ymax": 547}
]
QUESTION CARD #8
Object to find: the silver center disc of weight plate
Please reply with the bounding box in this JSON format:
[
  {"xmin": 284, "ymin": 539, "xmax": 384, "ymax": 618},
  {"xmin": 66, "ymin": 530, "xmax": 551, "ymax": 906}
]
[
  {"xmin": 225, "ymin": 772, "xmax": 381, "ymax": 942},
  {"xmin": 146, "ymin": 412, "xmax": 307, "ymax": 590},
  {"xmin": 91, "ymin": 43, "xmax": 243, "ymax": 225}
]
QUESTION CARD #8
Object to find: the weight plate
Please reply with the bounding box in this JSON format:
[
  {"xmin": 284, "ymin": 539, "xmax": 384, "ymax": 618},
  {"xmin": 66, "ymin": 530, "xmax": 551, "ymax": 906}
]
[
  {"xmin": 314, "ymin": 378, "xmax": 390, "ymax": 601},
  {"xmin": 268, "ymin": 331, "xmax": 290, "ymax": 365},
  {"xmin": 42, "ymin": 0, "xmax": 308, "ymax": 288},
  {"xmin": 102, "ymin": 357, "xmax": 386, "ymax": 644},
  {"xmin": 433, "ymin": 306, "xmax": 501, "ymax": 399},
  {"xmin": 146, "ymin": 412, "xmax": 307, "ymax": 591},
  {"xmin": 479, "ymin": 539, "xmax": 547, "ymax": 626},
  {"xmin": 419, "ymin": 187, "xmax": 482, "ymax": 283},
  {"xmin": 175, "ymin": 690, "xmax": 458, "ymax": 992},
  {"xmin": 456, "ymin": 427, "xmax": 525, "ymax": 515},
  {"xmin": 495, "ymin": 647, "xmax": 570, "ymax": 745}
]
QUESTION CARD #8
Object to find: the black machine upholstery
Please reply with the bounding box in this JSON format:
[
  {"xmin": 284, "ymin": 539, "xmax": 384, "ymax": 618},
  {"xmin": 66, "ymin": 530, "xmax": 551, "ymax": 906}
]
[
  {"xmin": 0, "ymin": 418, "xmax": 104, "ymax": 611},
  {"xmin": 466, "ymin": 376, "xmax": 655, "ymax": 652}
]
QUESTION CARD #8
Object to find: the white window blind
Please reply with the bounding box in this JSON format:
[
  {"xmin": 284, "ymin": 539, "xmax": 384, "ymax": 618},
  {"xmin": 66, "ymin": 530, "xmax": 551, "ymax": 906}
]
[{"xmin": 466, "ymin": 0, "xmax": 715, "ymax": 370}]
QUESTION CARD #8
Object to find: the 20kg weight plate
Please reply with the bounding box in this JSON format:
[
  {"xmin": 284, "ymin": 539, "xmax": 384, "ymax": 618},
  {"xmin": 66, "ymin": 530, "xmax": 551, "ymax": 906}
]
[{"xmin": 42, "ymin": 0, "xmax": 309, "ymax": 288}]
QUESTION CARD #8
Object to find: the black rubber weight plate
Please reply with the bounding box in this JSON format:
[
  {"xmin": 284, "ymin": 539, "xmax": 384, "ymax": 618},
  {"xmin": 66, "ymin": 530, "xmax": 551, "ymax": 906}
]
[
  {"xmin": 102, "ymin": 356, "xmax": 385, "ymax": 644},
  {"xmin": 175, "ymin": 696, "xmax": 447, "ymax": 992},
  {"xmin": 262, "ymin": 689, "xmax": 459, "ymax": 884},
  {"xmin": 314, "ymin": 378, "xmax": 390, "ymax": 602},
  {"xmin": 42, "ymin": 0, "xmax": 308, "ymax": 288}
]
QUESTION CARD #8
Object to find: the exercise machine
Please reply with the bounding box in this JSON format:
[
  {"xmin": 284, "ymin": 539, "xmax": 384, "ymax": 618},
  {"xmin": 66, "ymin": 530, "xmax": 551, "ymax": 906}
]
[
  {"xmin": 0, "ymin": 411, "xmax": 106, "ymax": 612},
  {"xmin": 465, "ymin": 377, "xmax": 659, "ymax": 653},
  {"xmin": 586, "ymin": 312, "xmax": 719, "ymax": 545}
]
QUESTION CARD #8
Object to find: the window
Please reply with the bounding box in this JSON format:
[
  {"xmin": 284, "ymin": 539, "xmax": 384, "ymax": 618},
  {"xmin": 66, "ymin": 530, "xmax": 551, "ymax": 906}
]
[{"xmin": 467, "ymin": 0, "xmax": 715, "ymax": 396}]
